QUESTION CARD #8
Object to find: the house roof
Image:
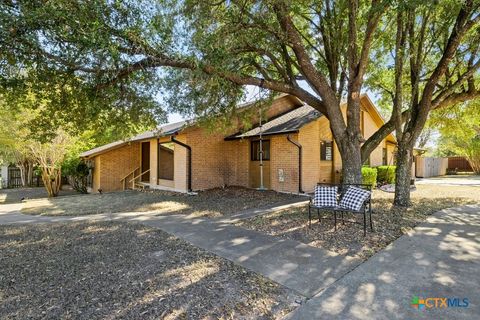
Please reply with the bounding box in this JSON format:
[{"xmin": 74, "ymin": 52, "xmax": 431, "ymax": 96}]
[
  {"xmin": 80, "ymin": 120, "xmax": 187, "ymax": 158},
  {"xmin": 80, "ymin": 93, "xmax": 395, "ymax": 158},
  {"xmin": 225, "ymin": 104, "xmax": 322, "ymax": 140}
]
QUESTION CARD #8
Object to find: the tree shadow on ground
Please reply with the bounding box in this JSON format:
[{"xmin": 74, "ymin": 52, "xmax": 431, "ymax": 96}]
[
  {"xmin": 0, "ymin": 221, "xmax": 300, "ymax": 319},
  {"xmin": 238, "ymin": 196, "xmax": 478, "ymax": 260}
]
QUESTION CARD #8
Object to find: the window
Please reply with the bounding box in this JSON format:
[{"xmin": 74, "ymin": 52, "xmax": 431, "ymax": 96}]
[
  {"xmin": 382, "ymin": 147, "xmax": 388, "ymax": 165},
  {"xmin": 320, "ymin": 141, "xmax": 333, "ymax": 161},
  {"xmin": 251, "ymin": 140, "xmax": 270, "ymax": 161}
]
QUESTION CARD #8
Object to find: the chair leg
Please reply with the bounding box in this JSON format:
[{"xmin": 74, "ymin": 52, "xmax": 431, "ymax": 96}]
[
  {"xmin": 363, "ymin": 210, "xmax": 367, "ymax": 236},
  {"xmin": 334, "ymin": 211, "xmax": 337, "ymax": 231},
  {"xmin": 369, "ymin": 210, "xmax": 374, "ymax": 231},
  {"xmin": 341, "ymin": 211, "xmax": 345, "ymax": 225},
  {"xmin": 317, "ymin": 208, "xmax": 320, "ymax": 223},
  {"xmin": 308, "ymin": 206, "xmax": 311, "ymax": 227}
]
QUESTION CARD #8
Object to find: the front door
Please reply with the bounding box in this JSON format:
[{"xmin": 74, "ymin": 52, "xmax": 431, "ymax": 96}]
[
  {"xmin": 141, "ymin": 142, "xmax": 150, "ymax": 182},
  {"xmin": 249, "ymin": 139, "xmax": 271, "ymax": 189}
]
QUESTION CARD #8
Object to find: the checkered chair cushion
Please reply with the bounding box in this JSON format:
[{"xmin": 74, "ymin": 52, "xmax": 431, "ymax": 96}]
[
  {"xmin": 312, "ymin": 185, "xmax": 338, "ymax": 208},
  {"xmin": 338, "ymin": 186, "xmax": 371, "ymax": 212}
]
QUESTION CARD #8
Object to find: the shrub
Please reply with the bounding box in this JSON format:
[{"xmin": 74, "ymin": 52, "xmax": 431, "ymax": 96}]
[
  {"xmin": 376, "ymin": 165, "xmax": 396, "ymax": 184},
  {"xmin": 63, "ymin": 158, "xmax": 90, "ymax": 194},
  {"xmin": 361, "ymin": 166, "xmax": 377, "ymax": 188}
]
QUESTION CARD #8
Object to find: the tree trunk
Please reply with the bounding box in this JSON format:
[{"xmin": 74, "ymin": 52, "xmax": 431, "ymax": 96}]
[
  {"xmin": 338, "ymin": 139, "xmax": 363, "ymax": 184},
  {"xmin": 18, "ymin": 164, "xmax": 26, "ymax": 187},
  {"xmin": 393, "ymin": 143, "xmax": 413, "ymax": 207},
  {"xmin": 26, "ymin": 162, "xmax": 33, "ymax": 186},
  {"xmin": 40, "ymin": 167, "xmax": 61, "ymax": 197}
]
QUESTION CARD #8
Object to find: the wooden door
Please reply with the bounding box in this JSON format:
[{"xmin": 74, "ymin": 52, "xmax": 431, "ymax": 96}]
[
  {"xmin": 249, "ymin": 140, "xmax": 271, "ymax": 189},
  {"xmin": 141, "ymin": 142, "xmax": 150, "ymax": 182}
]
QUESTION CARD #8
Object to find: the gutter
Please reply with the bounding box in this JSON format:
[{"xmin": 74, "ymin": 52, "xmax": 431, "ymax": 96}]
[
  {"xmin": 287, "ymin": 135, "xmax": 303, "ymax": 194},
  {"xmin": 171, "ymin": 136, "xmax": 192, "ymax": 192}
]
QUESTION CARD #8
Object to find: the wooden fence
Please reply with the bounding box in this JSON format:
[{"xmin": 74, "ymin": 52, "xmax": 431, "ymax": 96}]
[
  {"xmin": 6, "ymin": 167, "xmax": 44, "ymax": 188},
  {"xmin": 447, "ymin": 156, "xmax": 473, "ymax": 172},
  {"xmin": 415, "ymin": 157, "xmax": 448, "ymax": 178}
]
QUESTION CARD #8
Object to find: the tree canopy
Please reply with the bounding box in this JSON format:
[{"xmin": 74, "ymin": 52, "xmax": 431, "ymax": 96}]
[{"xmin": 1, "ymin": 0, "xmax": 479, "ymax": 198}]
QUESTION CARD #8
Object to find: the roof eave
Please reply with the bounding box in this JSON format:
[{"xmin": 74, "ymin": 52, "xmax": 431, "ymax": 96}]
[{"xmin": 224, "ymin": 129, "xmax": 300, "ymax": 141}]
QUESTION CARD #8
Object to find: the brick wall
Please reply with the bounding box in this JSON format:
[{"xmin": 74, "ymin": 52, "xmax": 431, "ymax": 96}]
[
  {"xmin": 269, "ymin": 134, "xmax": 299, "ymax": 193},
  {"xmin": 96, "ymin": 142, "xmax": 140, "ymax": 192}
]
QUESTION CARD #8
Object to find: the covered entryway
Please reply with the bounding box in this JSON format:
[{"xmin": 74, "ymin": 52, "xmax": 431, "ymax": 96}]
[
  {"xmin": 249, "ymin": 139, "xmax": 271, "ymax": 189},
  {"xmin": 158, "ymin": 143, "xmax": 174, "ymax": 181},
  {"xmin": 141, "ymin": 142, "xmax": 150, "ymax": 182}
]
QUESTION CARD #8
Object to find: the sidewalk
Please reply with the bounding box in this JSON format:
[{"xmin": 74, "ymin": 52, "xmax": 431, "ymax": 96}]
[{"xmin": 286, "ymin": 205, "xmax": 480, "ymax": 319}]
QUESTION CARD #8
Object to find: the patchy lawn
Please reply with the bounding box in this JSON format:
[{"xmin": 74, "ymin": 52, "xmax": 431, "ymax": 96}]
[
  {"xmin": 0, "ymin": 186, "xmax": 78, "ymax": 204},
  {"xmin": 236, "ymin": 184, "xmax": 480, "ymax": 260},
  {"xmin": 21, "ymin": 187, "xmax": 304, "ymax": 217},
  {"xmin": 0, "ymin": 221, "xmax": 301, "ymax": 319}
]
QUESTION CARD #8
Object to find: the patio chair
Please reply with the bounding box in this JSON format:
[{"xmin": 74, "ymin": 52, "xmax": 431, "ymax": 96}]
[{"xmin": 309, "ymin": 183, "xmax": 373, "ymax": 236}]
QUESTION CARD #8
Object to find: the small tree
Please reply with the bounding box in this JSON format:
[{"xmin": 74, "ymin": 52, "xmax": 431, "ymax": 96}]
[
  {"xmin": 29, "ymin": 131, "xmax": 73, "ymax": 197},
  {"xmin": 434, "ymin": 101, "xmax": 480, "ymax": 174}
]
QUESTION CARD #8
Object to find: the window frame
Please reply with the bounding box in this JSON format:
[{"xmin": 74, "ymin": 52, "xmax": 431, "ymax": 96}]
[
  {"xmin": 320, "ymin": 140, "xmax": 333, "ymax": 161},
  {"xmin": 251, "ymin": 139, "xmax": 270, "ymax": 161}
]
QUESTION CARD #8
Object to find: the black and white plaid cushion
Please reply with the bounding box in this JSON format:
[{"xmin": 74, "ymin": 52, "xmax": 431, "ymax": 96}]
[
  {"xmin": 339, "ymin": 186, "xmax": 371, "ymax": 212},
  {"xmin": 313, "ymin": 185, "xmax": 338, "ymax": 208}
]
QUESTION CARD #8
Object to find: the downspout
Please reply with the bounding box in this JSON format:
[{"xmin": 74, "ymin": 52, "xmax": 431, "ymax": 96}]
[
  {"xmin": 287, "ymin": 135, "xmax": 303, "ymax": 194},
  {"xmin": 157, "ymin": 138, "xmax": 160, "ymax": 185},
  {"xmin": 171, "ymin": 136, "xmax": 192, "ymax": 193}
]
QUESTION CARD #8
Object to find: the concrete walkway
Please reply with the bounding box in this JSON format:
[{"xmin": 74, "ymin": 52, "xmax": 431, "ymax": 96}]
[
  {"xmin": 0, "ymin": 201, "xmax": 360, "ymax": 299},
  {"xmin": 287, "ymin": 205, "xmax": 480, "ymax": 319},
  {"xmin": 416, "ymin": 175, "xmax": 480, "ymax": 186},
  {"xmin": 3, "ymin": 201, "xmax": 479, "ymax": 318}
]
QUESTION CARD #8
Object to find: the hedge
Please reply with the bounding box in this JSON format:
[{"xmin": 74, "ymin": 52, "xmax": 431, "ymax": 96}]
[
  {"xmin": 361, "ymin": 166, "xmax": 377, "ymax": 188},
  {"xmin": 376, "ymin": 165, "xmax": 396, "ymax": 184}
]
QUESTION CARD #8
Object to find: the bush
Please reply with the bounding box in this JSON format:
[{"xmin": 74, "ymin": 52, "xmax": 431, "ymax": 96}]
[
  {"xmin": 63, "ymin": 158, "xmax": 90, "ymax": 194},
  {"xmin": 376, "ymin": 165, "xmax": 396, "ymax": 184},
  {"xmin": 361, "ymin": 166, "xmax": 377, "ymax": 188}
]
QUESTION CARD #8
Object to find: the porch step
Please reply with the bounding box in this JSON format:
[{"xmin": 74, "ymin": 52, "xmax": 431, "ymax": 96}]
[{"xmin": 133, "ymin": 182, "xmax": 150, "ymax": 191}]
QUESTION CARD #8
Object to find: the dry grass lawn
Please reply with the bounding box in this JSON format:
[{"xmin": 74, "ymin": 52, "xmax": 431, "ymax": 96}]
[
  {"xmin": 0, "ymin": 221, "xmax": 302, "ymax": 319},
  {"xmin": 237, "ymin": 184, "xmax": 480, "ymax": 260},
  {"xmin": 21, "ymin": 187, "xmax": 304, "ymax": 218}
]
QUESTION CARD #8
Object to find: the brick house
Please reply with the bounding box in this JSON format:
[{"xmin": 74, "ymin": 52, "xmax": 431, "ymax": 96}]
[{"xmin": 80, "ymin": 94, "xmax": 396, "ymax": 193}]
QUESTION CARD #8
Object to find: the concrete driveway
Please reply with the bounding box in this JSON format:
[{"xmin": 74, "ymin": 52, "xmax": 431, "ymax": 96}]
[
  {"xmin": 416, "ymin": 175, "xmax": 480, "ymax": 186},
  {"xmin": 287, "ymin": 205, "xmax": 480, "ymax": 319}
]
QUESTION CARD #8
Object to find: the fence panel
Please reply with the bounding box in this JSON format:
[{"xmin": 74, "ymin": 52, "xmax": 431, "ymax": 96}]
[
  {"xmin": 415, "ymin": 157, "xmax": 448, "ymax": 178},
  {"xmin": 447, "ymin": 156, "xmax": 473, "ymax": 172}
]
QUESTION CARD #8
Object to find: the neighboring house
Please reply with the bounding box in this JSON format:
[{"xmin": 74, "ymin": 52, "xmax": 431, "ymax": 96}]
[{"xmin": 80, "ymin": 94, "xmax": 396, "ymax": 193}]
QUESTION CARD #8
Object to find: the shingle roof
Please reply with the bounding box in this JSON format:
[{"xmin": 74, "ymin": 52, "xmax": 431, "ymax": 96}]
[
  {"xmin": 225, "ymin": 104, "xmax": 323, "ymax": 140},
  {"xmin": 80, "ymin": 120, "xmax": 187, "ymax": 158}
]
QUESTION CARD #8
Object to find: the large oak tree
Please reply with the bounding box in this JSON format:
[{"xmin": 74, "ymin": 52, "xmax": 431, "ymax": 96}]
[
  {"xmin": 1, "ymin": 0, "xmax": 478, "ymax": 195},
  {"xmin": 1, "ymin": 0, "xmax": 392, "ymax": 184},
  {"xmin": 368, "ymin": 0, "xmax": 480, "ymax": 206}
]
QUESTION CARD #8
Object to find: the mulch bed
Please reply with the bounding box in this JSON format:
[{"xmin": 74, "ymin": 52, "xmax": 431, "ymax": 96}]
[
  {"xmin": 21, "ymin": 187, "xmax": 304, "ymax": 217},
  {"xmin": 0, "ymin": 221, "xmax": 302, "ymax": 319},
  {"xmin": 237, "ymin": 185, "xmax": 480, "ymax": 260}
]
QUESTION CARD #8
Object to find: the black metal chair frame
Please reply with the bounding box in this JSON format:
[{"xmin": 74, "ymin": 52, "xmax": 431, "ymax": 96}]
[{"xmin": 308, "ymin": 183, "xmax": 373, "ymax": 236}]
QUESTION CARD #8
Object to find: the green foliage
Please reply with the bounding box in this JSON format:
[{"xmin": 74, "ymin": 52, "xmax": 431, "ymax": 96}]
[
  {"xmin": 361, "ymin": 167, "xmax": 377, "ymax": 188},
  {"xmin": 431, "ymin": 101, "xmax": 480, "ymax": 174},
  {"xmin": 63, "ymin": 158, "xmax": 90, "ymax": 194},
  {"xmin": 376, "ymin": 166, "xmax": 396, "ymax": 185}
]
